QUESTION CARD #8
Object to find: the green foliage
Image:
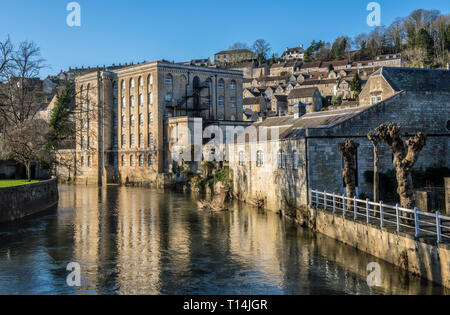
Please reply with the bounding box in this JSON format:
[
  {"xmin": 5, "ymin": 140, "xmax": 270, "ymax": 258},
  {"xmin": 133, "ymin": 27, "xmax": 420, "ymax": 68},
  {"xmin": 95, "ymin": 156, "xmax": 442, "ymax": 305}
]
[
  {"xmin": 327, "ymin": 64, "xmax": 334, "ymax": 72},
  {"xmin": 331, "ymin": 37, "xmax": 348, "ymax": 61},
  {"xmin": 46, "ymin": 85, "xmax": 76, "ymax": 150},
  {"xmin": 331, "ymin": 95, "xmax": 343, "ymax": 106},
  {"xmin": 213, "ymin": 166, "xmax": 231, "ymax": 185},
  {"xmin": 350, "ymin": 73, "xmax": 362, "ymax": 98}
]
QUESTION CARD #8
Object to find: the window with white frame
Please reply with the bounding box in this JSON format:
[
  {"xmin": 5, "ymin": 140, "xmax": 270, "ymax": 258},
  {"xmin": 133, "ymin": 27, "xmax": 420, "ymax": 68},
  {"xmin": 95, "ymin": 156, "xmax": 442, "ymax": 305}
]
[
  {"xmin": 239, "ymin": 151, "xmax": 245, "ymax": 166},
  {"xmin": 139, "ymin": 133, "xmax": 143, "ymax": 148},
  {"xmin": 278, "ymin": 150, "xmax": 286, "ymax": 169},
  {"xmin": 130, "ymin": 134, "xmax": 135, "ymax": 147},
  {"xmin": 148, "ymin": 92, "xmax": 153, "ymax": 105},
  {"xmin": 139, "ymin": 114, "xmax": 144, "ymax": 126},
  {"xmin": 130, "ymin": 78, "xmax": 135, "ymax": 88},
  {"xmin": 148, "ymin": 154, "xmax": 153, "ymax": 167},
  {"xmin": 130, "ymin": 155, "xmax": 135, "ymax": 167},
  {"xmin": 139, "ymin": 155, "xmax": 144, "ymax": 167},
  {"xmin": 121, "ymin": 96, "xmax": 126, "ymax": 108},
  {"xmin": 139, "ymin": 94, "xmax": 143, "ymax": 106},
  {"xmin": 121, "ymin": 134, "xmax": 126, "ymax": 146},
  {"xmin": 130, "ymin": 95, "xmax": 135, "ymax": 107},
  {"xmin": 130, "ymin": 115, "xmax": 135, "ymax": 127},
  {"xmin": 148, "ymin": 74, "xmax": 153, "ymax": 85},
  {"xmin": 148, "ymin": 133, "xmax": 154, "ymax": 146},
  {"xmin": 293, "ymin": 150, "xmax": 298, "ymax": 170},
  {"xmin": 121, "ymin": 155, "xmax": 126, "ymax": 166},
  {"xmin": 138, "ymin": 76, "xmax": 143, "ymax": 86},
  {"xmin": 256, "ymin": 150, "xmax": 264, "ymax": 167},
  {"xmin": 149, "ymin": 112, "xmax": 154, "ymax": 125}
]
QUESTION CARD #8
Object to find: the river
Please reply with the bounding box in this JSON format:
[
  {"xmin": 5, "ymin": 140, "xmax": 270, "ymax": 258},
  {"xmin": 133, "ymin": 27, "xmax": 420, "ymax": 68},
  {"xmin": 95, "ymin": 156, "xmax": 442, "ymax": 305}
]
[{"xmin": 0, "ymin": 185, "xmax": 446, "ymax": 295}]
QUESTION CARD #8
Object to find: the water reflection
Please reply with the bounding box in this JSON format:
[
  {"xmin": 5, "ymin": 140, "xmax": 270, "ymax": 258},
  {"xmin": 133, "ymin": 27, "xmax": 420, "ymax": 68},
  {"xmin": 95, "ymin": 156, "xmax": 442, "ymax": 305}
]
[{"xmin": 0, "ymin": 185, "xmax": 447, "ymax": 295}]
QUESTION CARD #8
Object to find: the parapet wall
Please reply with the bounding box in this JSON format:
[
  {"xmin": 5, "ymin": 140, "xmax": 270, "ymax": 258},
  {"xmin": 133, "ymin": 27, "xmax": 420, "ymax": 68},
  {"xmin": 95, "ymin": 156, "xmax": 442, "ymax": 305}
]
[
  {"xmin": 290, "ymin": 205, "xmax": 450, "ymax": 289},
  {"xmin": 0, "ymin": 178, "xmax": 59, "ymax": 223}
]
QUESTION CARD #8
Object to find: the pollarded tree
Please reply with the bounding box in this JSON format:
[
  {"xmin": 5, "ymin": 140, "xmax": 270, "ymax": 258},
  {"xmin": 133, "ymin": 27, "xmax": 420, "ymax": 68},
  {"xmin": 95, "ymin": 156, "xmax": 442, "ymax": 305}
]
[
  {"xmin": 338, "ymin": 139, "xmax": 360, "ymax": 209},
  {"xmin": 374, "ymin": 123, "xmax": 426, "ymax": 209},
  {"xmin": 367, "ymin": 133, "xmax": 380, "ymax": 202}
]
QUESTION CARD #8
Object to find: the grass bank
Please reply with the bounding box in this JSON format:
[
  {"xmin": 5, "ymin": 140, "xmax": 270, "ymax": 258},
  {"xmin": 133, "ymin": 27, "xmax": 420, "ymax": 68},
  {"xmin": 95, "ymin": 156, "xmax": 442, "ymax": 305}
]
[{"xmin": 0, "ymin": 180, "xmax": 38, "ymax": 188}]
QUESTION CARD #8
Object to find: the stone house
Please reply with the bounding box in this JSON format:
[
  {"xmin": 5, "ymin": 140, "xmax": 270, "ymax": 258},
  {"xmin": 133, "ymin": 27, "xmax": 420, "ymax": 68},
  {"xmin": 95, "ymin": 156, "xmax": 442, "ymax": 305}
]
[
  {"xmin": 359, "ymin": 67, "xmax": 450, "ymax": 106},
  {"xmin": 65, "ymin": 60, "xmax": 245, "ymax": 185},
  {"xmin": 214, "ymin": 49, "xmax": 253, "ymax": 64},
  {"xmin": 287, "ymin": 87, "xmax": 323, "ymax": 112},
  {"xmin": 243, "ymin": 96, "xmax": 268, "ymax": 113},
  {"xmin": 229, "ymin": 67, "xmax": 450, "ymax": 212},
  {"xmin": 281, "ymin": 45, "xmax": 305, "ymax": 61}
]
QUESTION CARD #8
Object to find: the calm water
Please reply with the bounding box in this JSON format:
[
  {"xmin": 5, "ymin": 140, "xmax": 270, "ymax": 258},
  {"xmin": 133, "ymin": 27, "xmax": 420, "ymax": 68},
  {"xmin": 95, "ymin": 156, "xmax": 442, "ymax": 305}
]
[{"xmin": 0, "ymin": 185, "xmax": 446, "ymax": 295}]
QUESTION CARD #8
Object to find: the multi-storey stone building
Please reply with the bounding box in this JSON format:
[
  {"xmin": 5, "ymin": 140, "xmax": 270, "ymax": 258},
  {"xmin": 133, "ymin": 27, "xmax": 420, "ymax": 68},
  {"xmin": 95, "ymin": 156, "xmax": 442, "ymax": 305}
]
[{"xmin": 69, "ymin": 60, "xmax": 245, "ymax": 185}]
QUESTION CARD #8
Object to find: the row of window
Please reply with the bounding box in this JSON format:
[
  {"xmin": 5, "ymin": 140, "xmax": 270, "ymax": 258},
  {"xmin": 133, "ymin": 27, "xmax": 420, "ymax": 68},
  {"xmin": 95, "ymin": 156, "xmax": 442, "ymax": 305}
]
[
  {"xmin": 238, "ymin": 150, "xmax": 299, "ymax": 170},
  {"xmin": 121, "ymin": 133, "xmax": 154, "ymax": 148},
  {"xmin": 121, "ymin": 154, "xmax": 153, "ymax": 167},
  {"xmin": 122, "ymin": 93, "xmax": 153, "ymax": 108},
  {"xmin": 121, "ymin": 113, "xmax": 154, "ymax": 127},
  {"xmin": 80, "ymin": 156, "xmax": 92, "ymax": 168},
  {"xmin": 122, "ymin": 75, "xmax": 153, "ymax": 90}
]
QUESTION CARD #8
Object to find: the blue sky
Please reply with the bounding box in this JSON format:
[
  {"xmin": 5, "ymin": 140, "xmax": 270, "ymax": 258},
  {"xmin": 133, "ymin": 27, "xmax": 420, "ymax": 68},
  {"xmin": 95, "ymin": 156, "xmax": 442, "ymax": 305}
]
[{"xmin": 0, "ymin": 0, "xmax": 448, "ymax": 78}]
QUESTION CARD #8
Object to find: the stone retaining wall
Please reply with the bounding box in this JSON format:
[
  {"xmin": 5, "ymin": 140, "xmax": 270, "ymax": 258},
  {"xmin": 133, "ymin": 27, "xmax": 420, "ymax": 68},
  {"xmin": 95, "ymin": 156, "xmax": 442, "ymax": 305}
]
[
  {"xmin": 289, "ymin": 205, "xmax": 450, "ymax": 288},
  {"xmin": 0, "ymin": 178, "xmax": 59, "ymax": 223}
]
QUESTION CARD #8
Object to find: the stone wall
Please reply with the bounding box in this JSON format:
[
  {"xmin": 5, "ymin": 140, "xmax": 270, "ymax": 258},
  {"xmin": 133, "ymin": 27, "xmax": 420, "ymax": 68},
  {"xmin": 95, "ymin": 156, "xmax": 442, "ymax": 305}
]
[
  {"xmin": 292, "ymin": 205, "xmax": 450, "ymax": 288},
  {"xmin": 0, "ymin": 178, "xmax": 59, "ymax": 223}
]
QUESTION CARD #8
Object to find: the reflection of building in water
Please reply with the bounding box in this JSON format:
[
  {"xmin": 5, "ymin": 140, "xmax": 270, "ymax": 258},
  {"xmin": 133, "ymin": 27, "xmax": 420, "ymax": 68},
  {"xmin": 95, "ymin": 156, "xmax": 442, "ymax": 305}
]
[{"xmin": 72, "ymin": 186, "xmax": 100, "ymax": 292}]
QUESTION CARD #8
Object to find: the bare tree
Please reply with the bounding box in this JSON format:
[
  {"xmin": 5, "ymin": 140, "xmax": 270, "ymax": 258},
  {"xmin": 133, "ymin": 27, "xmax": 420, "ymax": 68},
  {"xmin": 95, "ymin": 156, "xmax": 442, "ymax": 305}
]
[
  {"xmin": 338, "ymin": 139, "xmax": 359, "ymax": 209},
  {"xmin": 252, "ymin": 39, "xmax": 271, "ymax": 66},
  {"xmin": 229, "ymin": 42, "xmax": 250, "ymax": 50},
  {"xmin": 0, "ymin": 119, "xmax": 52, "ymax": 180},
  {"xmin": 373, "ymin": 123, "xmax": 427, "ymax": 210}
]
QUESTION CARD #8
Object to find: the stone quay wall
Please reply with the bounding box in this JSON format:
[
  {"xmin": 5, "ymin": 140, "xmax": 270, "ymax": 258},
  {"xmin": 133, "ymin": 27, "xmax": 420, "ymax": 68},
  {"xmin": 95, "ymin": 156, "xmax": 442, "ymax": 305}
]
[
  {"xmin": 289, "ymin": 205, "xmax": 450, "ymax": 288},
  {"xmin": 0, "ymin": 178, "xmax": 59, "ymax": 223}
]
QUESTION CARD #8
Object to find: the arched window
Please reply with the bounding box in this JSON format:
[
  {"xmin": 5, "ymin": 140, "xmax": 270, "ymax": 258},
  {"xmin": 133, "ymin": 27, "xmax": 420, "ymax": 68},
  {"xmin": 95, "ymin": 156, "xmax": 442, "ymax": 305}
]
[
  {"xmin": 205, "ymin": 79, "xmax": 212, "ymax": 88},
  {"xmin": 81, "ymin": 156, "xmax": 85, "ymax": 167},
  {"xmin": 239, "ymin": 151, "xmax": 245, "ymax": 166},
  {"xmin": 139, "ymin": 155, "xmax": 144, "ymax": 167},
  {"xmin": 148, "ymin": 154, "xmax": 153, "ymax": 167},
  {"xmin": 130, "ymin": 78, "xmax": 135, "ymax": 88},
  {"xmin": 121, "ymin": 155, "xmax": 126, "ymax": 166},
  {"xmin": 130, "ymin": 155, "xmax": 135, "ymax": 167},
  {"xmin": 121, "ymin": 80, "xmax": 125, "ymax": 90},
  {"xmin": 130, "ymin": 115, "xmax": 135, "ymax": 127},
  {"xmin": 165, "ymin": 74, "xmax": 172, "ymax": 85},
  {"xmin": 121, "ymin": 115, "xmax": 126, "ymax": 126},
  {"xmin": 139, "ymin": 133, "xmax": 143, "ymax": 148},
  {"xmin": 278, "ymin": 150, "xmax": 286, "ymax": 169},
  {"xmin": 256, "ymin": 150, "xmax": 264, "ymax": 167},
  {"xmin": 218, "ymin": 79, "xmax": 225, "ymax": 89},
  {"xmin": 148, "ymin": 133, "xmax": 154, "ymax": 146},
  {"xmin": 121, "ymin": 134, "xmax": 126, "ymax": 146},
  {"xmin": 130, "ymin": 134, "xmax": 135, "ymax": 147},
  {"xmin": 293, "ymin": 150, "xmax": 298, "ymax": 170},
  {"xmin": 148, "ymin": 92, "xmax": 153, "ymax": 105},
  {"xmin": 165, "ymin": 92, "xmax": 172, "ymax": 102},
  {"xmin": 138, "ymin": 76, "xmax": 143, "ymax": 86},
  {"xmin": 148, "ymin": 74, "xmax": 153, "ymax": 85},
  {"xmin": 218, "ymin": 96, "xmax": 224, "ymax": 107},
  {"xmin": 230, "ymin": 80, "xmax": 236, "ymax": 90},
  {"xmin": 230, "ymin": 97, "xmax": 236, "ymax": 108},
  {"xmin": 139, "ymin": 114, "xmax": 144, "ymax": 126},
  {"xmin": 87, "ymin": 156, "xmax": 92, "ymax": 168},
  {"xmin": 149, "ymin": 112, "xmax": 154, "ymax": 125},
  {"xmin": 130, "ymin": 95, "xmax": 135, "ymax": 107},
  {"xmin": 121, "ymin": 96, "xmax": 126, "ymax": 108},
  {"xmin": 139, "ymin": 94, "xmax": 143, "ymax": 106}
]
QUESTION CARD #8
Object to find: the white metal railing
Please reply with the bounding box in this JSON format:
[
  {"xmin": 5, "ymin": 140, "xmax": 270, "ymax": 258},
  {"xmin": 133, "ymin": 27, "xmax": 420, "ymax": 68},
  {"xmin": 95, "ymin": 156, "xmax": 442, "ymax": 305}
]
[{"xmin": 309, "ymin": 189, "xmax": 450, "ymax": 243}]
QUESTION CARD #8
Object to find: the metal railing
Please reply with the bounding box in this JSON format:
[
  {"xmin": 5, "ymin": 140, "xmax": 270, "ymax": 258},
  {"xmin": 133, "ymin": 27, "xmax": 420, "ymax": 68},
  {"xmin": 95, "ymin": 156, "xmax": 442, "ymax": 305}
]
[{"xmin": 309, "ymin": 189, "xmax": 450, "ymax": 243}]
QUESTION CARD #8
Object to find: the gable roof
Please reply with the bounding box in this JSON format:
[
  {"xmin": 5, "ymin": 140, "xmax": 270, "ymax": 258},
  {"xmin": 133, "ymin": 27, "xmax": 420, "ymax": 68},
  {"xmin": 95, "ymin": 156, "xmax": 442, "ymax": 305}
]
[
  {"xmin": 379, "ymin": 67, "xmax": 450, "ymax": 92},
  {"xmin": 288, "ymin": 87, "xmax": 318, "ymax": 99}
]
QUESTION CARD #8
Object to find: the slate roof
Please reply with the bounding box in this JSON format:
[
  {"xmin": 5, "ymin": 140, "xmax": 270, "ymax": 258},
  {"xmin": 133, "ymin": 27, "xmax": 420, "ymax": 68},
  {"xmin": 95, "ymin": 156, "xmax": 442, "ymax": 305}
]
[
  {"xmin": 288, "ymin": 87, "xmax": 318, "ymax": 99},
  {"xmin": 237, "ymin": 106, "xmax": 372, "ymax": 142},
  {"xmin": 379, "ymin": 67, "xmax": 450, "ymax": 92}
]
